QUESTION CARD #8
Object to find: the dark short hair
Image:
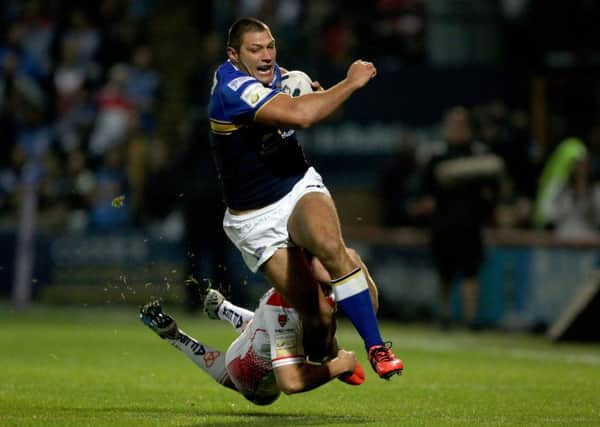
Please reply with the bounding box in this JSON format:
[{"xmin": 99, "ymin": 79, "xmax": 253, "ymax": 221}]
[{"xmin": 227, "ymin": 17, "xmax": 269, "ymax": 51}]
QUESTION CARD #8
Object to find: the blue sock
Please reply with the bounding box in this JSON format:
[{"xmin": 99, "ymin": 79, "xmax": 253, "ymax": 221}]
[{"xmin": 331, "ymin": 268, "xmax": 383, "ymax": 350}]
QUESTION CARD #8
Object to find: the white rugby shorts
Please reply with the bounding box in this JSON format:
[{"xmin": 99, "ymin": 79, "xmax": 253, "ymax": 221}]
[{"xmin": 223, "ymin": 167, "xmax": 330, "ymax": 272}]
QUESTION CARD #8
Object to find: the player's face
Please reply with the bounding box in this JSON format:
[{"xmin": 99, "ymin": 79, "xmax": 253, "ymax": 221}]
[{"xmin": 231, "ymin": 30, "xmax": 277, "ymax": 84}]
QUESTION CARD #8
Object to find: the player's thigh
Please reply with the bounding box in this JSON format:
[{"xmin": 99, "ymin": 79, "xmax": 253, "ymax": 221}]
[
  {"xmin": 287, "ymin": 192, "xmax": 345, "ymax": 256},
  {"xmin": 260, "ymin": 247, "xmax": 324, "ymax": 319},
  {"xmin": 261, "ymin": 248, "xmax": 335, "ymax": 325}
]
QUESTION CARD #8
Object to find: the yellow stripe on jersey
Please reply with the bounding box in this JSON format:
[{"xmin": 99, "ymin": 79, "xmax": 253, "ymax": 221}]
[{"xmin": 210, "ymin": 119, "xmax": 242, "ymax": 135}]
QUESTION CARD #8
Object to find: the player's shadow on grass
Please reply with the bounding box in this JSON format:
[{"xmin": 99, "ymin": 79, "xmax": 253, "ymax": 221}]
[
  {"xmin": 185, "ymin": 411, "xmax": 370, "ymax": 427},
  {"xmin": 56, "ymin": 407, "xmax": 370, "ymax": 425}
]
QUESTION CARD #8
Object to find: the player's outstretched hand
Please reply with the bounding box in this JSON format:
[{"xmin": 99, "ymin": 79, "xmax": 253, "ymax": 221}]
[{"xmin": 346, "ymin": 59, "xmax": 377, "ymax": 90}]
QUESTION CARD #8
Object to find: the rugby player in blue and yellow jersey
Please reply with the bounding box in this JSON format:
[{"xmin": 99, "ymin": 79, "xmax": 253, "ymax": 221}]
[{"xmin": 208, "ymin": 17, "xmax": 403, "ymax": 379}]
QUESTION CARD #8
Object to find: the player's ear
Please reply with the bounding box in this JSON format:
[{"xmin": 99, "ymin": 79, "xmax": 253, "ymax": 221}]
[{"xmin": 226, "ymin": 47, "xmax": 238, "ymax": 62}]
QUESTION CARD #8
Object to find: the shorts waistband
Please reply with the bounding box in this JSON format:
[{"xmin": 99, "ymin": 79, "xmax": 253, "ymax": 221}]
[{"xmin": 225, "ymin": 167, "xmax": 317, "ymax": 221}]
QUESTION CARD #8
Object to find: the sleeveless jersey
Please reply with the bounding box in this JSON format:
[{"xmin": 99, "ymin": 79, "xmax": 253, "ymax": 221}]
[{"xmin": 208, "ymin": 61, "xmax": 309, "ymax": 210}]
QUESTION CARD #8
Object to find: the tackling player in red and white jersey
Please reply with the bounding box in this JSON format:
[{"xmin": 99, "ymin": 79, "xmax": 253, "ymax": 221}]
[{"xmin": 140, "ymin": 287, "xmax": 365, "ymax": 405}]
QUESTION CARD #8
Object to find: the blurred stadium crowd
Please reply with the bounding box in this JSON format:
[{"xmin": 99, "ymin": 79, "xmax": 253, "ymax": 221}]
[
  {"xmin": 1, "ymin": 0, "xmax": 600, "ymax": 240},
  {"xmin": 0, "ymin": 0, "xmax": 161, "ymax": 232}
]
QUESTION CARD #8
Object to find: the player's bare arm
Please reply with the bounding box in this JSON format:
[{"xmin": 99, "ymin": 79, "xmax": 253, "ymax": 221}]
[
  {"xmin": 255, "ymin": 60, "xmax": 377, "ymax": 129},
  {"xmin": 273, "ymin": 349, "xmax": 357, "ymax": 395}
]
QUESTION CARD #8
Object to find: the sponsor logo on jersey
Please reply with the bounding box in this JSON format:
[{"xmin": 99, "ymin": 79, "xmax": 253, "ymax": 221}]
[
  {"xmin": 274, "ymin": 332, "xmax": 297, "ymax": 357},
  {"xmin": 241, "ymin": 83, "xmax": 272, "ymax": 107},
  {"xmin": 227, "ymin": 76, "xmax": 255, "ymax": 91}
]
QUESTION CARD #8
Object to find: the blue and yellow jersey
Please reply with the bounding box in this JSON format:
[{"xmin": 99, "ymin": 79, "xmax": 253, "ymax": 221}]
[{"xmin": 208, "ymin": 60, "xmax": 309, "ymax": 210}]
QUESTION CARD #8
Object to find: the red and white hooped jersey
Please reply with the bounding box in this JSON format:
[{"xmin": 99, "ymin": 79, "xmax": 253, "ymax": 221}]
[{"xmin": 225, "ymin": 288, "xmax": 304, "ymax": 395}]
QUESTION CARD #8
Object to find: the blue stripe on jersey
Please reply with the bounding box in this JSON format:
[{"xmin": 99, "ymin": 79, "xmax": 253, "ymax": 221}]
[{"xmin": 208, "ymin": 61, "xmax": 309, "ymax": 210}]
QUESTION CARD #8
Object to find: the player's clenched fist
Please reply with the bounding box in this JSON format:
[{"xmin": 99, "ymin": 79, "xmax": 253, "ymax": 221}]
[
  {"xmin": 336, "ymin": 349, "xmax": 358, "ymax": 371},
  {"xmin": 346, "ymin": 59, "xmax": 377, "ymax": 89}
]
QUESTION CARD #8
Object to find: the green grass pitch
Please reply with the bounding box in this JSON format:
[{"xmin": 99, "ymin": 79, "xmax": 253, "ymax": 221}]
[{"xmin": 1, "ymin": 303, "xmax": 599, "ymax": 426}]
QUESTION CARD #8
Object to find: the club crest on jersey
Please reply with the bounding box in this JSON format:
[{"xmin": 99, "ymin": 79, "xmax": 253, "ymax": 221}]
[
  {"xmin": 278, "ymin": 314, "xmax": 288, "ymax": 327},
  {"xmin": 241, "ymin": 82, "xmax": 271, "ymax": 107}
]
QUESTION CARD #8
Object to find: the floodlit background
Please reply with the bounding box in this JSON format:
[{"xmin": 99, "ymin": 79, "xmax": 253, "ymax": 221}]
[{"xmin": 1, "ymin": 0, "xmax": 599, "ymax": 334}]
